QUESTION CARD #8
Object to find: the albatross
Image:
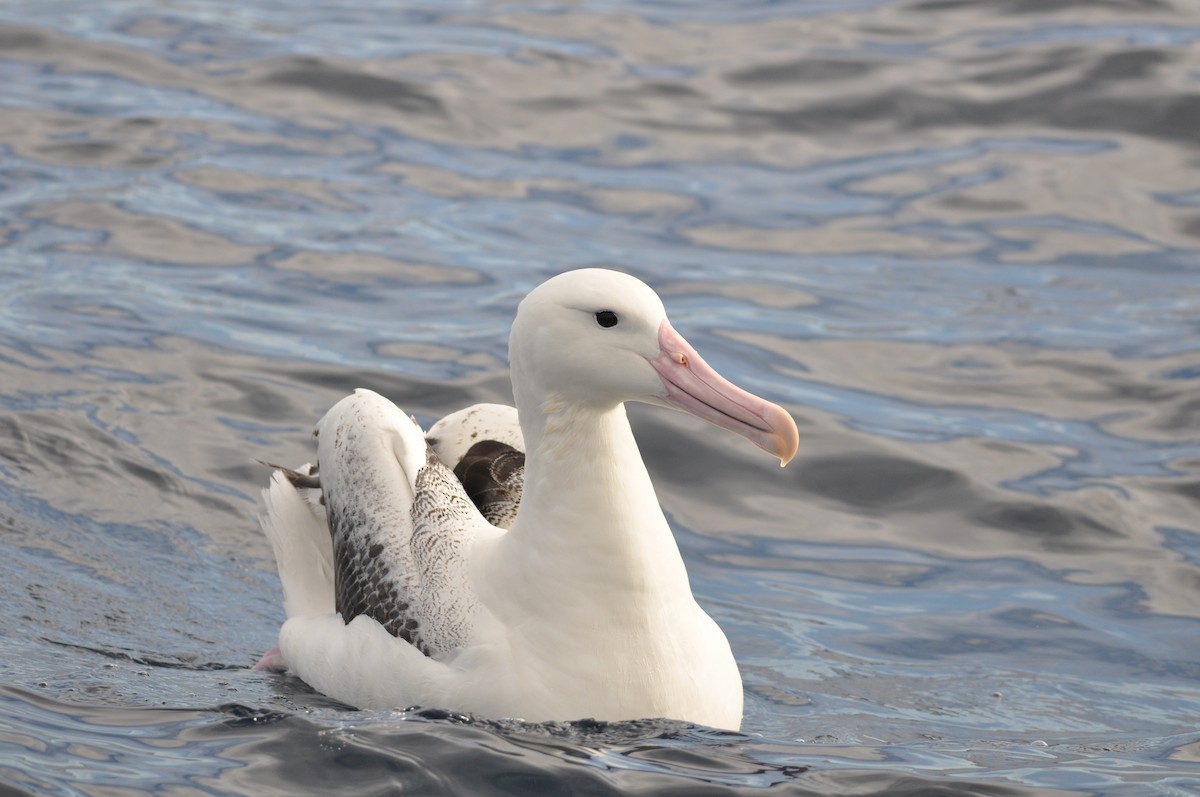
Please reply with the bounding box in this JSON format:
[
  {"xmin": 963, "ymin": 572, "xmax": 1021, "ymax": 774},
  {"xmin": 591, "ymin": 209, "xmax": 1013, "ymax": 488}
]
[{"xmin": 258, "ymin": 268, "xmax": 798, "ymax": 730}]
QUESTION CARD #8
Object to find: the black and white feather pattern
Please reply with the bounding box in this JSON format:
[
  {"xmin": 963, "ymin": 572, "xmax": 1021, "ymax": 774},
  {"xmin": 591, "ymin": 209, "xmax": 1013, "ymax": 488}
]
[
  {"xmin": 452, "ymin": 440, "xmax": 524, "ymax": 528},
  {"xmin": 314, "ymin": 391, "xmax": 523, "ymax": 660}
]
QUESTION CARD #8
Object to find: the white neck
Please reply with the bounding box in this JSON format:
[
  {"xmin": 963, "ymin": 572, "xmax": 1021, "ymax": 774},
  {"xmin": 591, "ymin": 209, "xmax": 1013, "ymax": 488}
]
[{"xmin": 480, "ymin": 394, "xmax": 693, "ymax": 623}]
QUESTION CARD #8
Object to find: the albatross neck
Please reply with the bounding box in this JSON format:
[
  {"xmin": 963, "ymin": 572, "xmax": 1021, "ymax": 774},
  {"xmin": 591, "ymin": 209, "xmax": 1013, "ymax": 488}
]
[{"xmin": 501, "ymin": 395, "xmax": 691, "ymax": 593}]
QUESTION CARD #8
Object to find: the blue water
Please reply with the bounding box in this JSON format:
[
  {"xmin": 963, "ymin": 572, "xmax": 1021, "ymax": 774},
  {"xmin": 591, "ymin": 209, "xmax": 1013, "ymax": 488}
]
[{"xmin": 1, "ymin": 1, "xmax": 1199, "ymax": 794}]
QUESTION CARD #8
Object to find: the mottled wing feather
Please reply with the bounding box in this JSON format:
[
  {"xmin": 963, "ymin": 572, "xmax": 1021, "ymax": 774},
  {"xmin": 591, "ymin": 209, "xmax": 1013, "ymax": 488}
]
[
  {"xmin": 318, "ymin": 391, "xmax": 521, "ymax": 661},
  {"xmin": 426, "ymin": 403, "xmax": 525, "ymax": 529},
  {"xmin": 427, "ymin": 403, "xmax": 522, "ymax": 473},
  {"xmin": 327, "ymin": 472, "xmax": 424, "ymax": 651},
  {"xmin": 407, "ymin": 449, "xmax": 485, "ymax": 653},
  {"xmin": 453, "ymin": 440, "xmax": 525, "ymax": 528},
  {"xmin": 319, "ymin": 390, "xmax": 484, "ymax": 661}
]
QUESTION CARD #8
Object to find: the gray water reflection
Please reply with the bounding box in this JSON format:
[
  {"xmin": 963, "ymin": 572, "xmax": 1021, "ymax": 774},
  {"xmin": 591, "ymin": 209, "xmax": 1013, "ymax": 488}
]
[{"xmin": 0, "ymin": 0, "xmax": 1198, "ymax": 794}]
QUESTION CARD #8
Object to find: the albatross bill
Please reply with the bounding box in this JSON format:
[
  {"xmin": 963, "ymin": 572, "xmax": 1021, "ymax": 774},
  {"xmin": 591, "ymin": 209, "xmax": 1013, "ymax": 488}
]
[{"xmin": 648, "ymin": 319, "xmax": 798, "ymax": 466}]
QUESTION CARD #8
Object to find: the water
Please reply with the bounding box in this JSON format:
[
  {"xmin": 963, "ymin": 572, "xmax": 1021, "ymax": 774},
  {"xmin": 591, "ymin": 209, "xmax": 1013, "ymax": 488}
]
[{"xmin": 1, "ymin": 0, "xmax": 1198, "ymax": 794}]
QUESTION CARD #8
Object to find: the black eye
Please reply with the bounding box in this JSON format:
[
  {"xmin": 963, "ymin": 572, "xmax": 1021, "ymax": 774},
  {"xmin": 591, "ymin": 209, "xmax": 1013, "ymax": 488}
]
[{"xmin": 595, "ymin": 310, "xmax": 618, "ymax": 328}]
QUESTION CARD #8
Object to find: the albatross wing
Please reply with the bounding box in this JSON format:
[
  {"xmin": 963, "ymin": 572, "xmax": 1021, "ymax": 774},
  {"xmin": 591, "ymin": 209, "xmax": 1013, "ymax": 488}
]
[
  {"xmin": 261, "ymin": 389, "xmax": 504, "ymax": 708},
  {"xmin": 427, "ymin": 403, "xmax": 525, "ymax": 529}
]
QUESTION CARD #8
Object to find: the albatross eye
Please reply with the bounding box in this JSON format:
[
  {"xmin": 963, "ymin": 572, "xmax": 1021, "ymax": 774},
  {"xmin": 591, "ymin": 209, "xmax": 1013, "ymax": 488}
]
[{"xmin": 595, "ymin": 310, "xmax": 619, "ymax": 328}]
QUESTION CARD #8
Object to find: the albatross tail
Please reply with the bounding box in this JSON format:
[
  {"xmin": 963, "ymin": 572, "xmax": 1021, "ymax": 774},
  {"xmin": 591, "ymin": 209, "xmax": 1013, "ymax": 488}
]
[{"xmin": 260, "ymin": 465, "xmax": 335, "ymax": 619}]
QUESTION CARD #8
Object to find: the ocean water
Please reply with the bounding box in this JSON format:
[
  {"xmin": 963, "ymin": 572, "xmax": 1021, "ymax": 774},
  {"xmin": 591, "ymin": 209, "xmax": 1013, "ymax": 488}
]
[{"xmin": 1, "ymin": 1, "xmax": 1199, "ymax": 794}]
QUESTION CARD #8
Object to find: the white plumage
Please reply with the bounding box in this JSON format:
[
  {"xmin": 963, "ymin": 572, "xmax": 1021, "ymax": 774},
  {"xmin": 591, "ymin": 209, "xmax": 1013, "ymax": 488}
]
[{"xmin": 259, "ymin": 268, "xmax": 798, "ymax": 729}]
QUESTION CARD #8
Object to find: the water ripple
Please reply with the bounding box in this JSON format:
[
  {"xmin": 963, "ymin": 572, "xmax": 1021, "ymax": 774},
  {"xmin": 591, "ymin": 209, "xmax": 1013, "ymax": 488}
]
[{"xmin": 0, "ymin": 0, "xmax": 1198, "ymax": 794}]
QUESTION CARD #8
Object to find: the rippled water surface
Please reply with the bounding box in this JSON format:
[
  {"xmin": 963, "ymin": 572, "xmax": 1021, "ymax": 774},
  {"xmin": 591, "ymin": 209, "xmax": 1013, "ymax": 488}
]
[{"xmin": 1, "ymin": 1, "xmax": 1199, "ymax": 794}]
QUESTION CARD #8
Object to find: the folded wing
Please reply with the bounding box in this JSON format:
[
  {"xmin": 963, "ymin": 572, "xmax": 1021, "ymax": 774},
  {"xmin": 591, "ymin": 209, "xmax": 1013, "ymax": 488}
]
[{"xmin": 316, "ymin": 388, "xmax": 504, "ymax": 660}]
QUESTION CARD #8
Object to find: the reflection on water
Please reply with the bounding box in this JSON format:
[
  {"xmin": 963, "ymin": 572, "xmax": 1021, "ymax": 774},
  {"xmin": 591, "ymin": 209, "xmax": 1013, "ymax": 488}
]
[{"xmin": 0, "ymin": 0, "xmax": 1198, "ymax": 794}]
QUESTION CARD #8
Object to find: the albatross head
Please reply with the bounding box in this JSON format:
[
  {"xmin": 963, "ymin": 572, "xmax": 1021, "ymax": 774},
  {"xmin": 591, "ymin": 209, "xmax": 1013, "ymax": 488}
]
[{"xmin": 509, "ymin": 268, "xmax": 799, "ymax": 466}]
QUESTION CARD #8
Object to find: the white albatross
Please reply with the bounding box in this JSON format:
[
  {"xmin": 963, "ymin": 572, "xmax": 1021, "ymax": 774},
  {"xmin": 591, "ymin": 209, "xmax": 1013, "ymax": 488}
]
[{"xmin": 258, "ymin": 268, "xmax": 799, "ymax": 730}]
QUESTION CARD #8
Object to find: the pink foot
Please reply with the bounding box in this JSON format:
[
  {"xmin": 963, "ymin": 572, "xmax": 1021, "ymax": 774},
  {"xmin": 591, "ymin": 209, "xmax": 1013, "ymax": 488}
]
[{"xmin": 252, "ymin": 646, "xmax": 288, "ymax": 672}]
